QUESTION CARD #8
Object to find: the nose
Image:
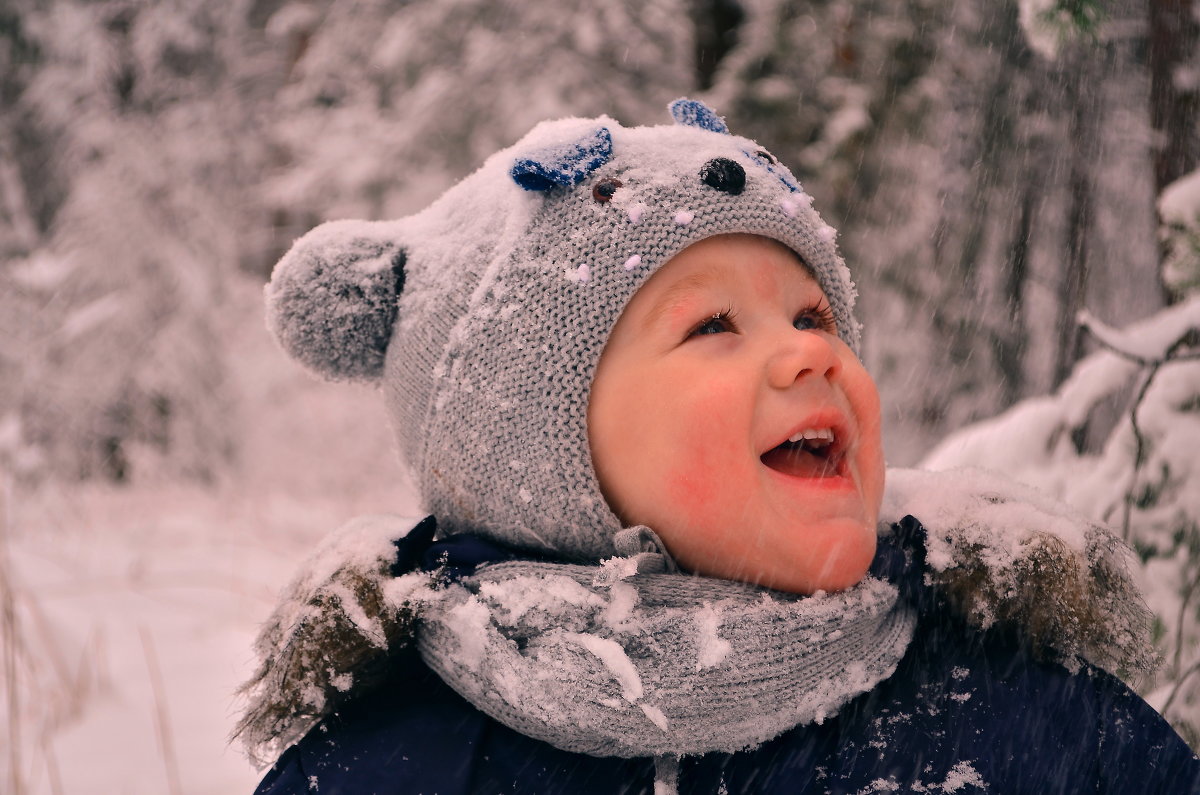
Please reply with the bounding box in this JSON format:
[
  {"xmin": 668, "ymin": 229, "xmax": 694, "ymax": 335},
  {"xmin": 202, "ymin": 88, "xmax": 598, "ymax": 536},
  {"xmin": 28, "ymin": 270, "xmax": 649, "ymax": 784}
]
[{"xmin": 766, "ymin": 328, "xmax": 841, "ymax": 389}]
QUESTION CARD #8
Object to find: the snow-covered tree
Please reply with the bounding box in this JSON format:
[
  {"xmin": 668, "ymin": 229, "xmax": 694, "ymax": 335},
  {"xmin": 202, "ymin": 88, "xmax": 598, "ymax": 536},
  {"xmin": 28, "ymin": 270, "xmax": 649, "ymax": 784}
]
[
  {"xmin": 924, "ymin": 296, "xmax": 1200, "ymax": 745},
  {"xmin": 0, "ymin": 0, "xmax": 277, "ymax": 482}
]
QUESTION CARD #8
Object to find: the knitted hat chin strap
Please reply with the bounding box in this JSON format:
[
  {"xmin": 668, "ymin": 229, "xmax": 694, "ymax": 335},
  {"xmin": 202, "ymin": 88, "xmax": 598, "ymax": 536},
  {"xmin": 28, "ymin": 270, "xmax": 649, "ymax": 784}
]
[
  {"xmin": 607, "ymin": 525, "xmax": 679, "ymax": 576},
  {"xmin": 417, "ymin": 556, "xmax": 917, "ymax": 789}
]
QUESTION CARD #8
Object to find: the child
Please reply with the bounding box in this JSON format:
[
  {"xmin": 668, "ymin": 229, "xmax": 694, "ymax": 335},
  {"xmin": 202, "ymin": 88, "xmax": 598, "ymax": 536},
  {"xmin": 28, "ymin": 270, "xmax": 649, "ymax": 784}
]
[{"xmin": 237, "ymin": 100, "xmax": 1199, "ymax": 793}]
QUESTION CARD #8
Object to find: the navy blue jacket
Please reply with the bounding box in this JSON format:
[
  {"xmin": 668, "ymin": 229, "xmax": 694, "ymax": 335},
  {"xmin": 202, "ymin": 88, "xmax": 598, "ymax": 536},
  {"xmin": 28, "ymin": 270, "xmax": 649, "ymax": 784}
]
[{"xmin": 255, "ymin": 519, "xmax": 1200, "ymax": 793}]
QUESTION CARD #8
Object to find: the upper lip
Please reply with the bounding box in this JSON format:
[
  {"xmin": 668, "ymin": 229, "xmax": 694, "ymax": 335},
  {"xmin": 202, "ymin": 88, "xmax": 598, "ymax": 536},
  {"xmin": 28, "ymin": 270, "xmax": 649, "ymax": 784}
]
[{"xmin": 760, "ymin": 409, "xmax": 854, "ymax": 459}]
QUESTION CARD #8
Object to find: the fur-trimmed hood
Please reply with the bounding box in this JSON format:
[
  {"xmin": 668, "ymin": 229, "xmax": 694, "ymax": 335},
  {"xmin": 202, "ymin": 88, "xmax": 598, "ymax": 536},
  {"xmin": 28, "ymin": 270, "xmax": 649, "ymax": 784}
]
[{"xmin": 882, "ymin": 467, "xmax": 1157, "ymax": 676}]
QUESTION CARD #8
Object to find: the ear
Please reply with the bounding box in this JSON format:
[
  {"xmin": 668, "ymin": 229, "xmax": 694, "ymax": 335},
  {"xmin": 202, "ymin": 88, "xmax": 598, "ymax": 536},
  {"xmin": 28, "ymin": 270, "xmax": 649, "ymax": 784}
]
[
  {"xmin": 510, "ymin": 126, "xmax": 613, "ymax": 192},
  {"xmin": 668, "ymin": 98, "xmax": 729, "ymax": 134},
  {"xmin": 265, "ymin": 219, "xmax": 405, "ymax": 381}
]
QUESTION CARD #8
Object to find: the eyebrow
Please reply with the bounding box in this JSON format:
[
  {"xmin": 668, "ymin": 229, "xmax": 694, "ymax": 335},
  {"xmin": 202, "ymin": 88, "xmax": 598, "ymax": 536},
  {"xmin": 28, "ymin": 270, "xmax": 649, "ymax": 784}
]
[{"xmin": 641, "ymin": 268, "xmax": 725, "ymax": 331}]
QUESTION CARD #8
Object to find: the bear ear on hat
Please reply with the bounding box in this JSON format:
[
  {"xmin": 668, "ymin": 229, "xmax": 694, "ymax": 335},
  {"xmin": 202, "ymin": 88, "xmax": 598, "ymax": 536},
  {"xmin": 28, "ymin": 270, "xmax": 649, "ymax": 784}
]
[
  {"xmin": 510, "ymin": 125, "xmax": 613, "ymax": 192},
  {"xmin": 265, "ymin": 219, "xmax": 405, "ymax": 382},
  {"xmin": 668, "ymin": 98, "xmax": 730, "ymax": 134}
]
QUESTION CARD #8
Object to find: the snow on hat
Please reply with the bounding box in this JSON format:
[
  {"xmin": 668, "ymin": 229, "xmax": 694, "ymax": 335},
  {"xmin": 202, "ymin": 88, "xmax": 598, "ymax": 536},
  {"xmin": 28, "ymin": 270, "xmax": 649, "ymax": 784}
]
[{"xmin": 266, "ymin": 99, "xmax": 862, "ymax": 561}]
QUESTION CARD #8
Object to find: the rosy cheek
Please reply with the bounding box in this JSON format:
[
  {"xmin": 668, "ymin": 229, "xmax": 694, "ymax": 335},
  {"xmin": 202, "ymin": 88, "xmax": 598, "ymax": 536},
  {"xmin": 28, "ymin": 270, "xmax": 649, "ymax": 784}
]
[{"xmin": 662, "ymin": 380, "xmax": 743, "ymax": 531}]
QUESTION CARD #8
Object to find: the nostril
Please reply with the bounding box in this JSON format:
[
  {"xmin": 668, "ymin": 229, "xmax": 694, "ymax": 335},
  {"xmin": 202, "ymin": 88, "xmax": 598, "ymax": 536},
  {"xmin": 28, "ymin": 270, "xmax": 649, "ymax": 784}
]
[{"xmin": 699, "ymin": 158, "xmax": 746, "ymax": 195}]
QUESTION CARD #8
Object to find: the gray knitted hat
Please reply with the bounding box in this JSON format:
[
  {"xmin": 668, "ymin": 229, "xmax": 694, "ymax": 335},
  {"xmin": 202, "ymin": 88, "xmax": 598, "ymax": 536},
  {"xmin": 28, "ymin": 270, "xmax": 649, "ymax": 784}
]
[{"xmin": 266, "ymin": 99, "xmax": 861, "ymax": 562}]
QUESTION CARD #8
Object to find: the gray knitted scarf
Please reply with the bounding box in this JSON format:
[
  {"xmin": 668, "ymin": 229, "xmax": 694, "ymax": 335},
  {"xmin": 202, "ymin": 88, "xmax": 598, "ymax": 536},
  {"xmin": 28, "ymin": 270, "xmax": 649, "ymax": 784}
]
[{"xmin": 416, "ymin": 529, "xmax": 916, "ymax": 791}]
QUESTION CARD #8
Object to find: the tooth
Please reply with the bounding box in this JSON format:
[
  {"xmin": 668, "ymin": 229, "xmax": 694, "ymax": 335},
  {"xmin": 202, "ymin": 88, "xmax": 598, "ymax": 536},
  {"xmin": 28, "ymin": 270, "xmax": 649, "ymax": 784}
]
[{"xmin": 787, "ymin": 428, "xmax": 835, "ymax": 444}]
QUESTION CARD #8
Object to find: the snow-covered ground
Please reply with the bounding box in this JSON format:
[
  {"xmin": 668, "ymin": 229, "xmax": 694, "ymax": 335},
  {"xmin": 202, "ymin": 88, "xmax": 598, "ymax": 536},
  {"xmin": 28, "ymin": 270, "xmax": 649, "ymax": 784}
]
[
  {"xmin": 7, "ymin": 483, "xmax": 293, "ymax": 793},
  {"xmin": 2, "ymin": 276, "xmax": 421, "ymax": 794}
]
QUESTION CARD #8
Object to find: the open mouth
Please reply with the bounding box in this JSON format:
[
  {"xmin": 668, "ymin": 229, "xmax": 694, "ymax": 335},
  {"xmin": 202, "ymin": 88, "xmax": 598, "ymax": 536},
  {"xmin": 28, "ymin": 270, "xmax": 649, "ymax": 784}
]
[{"xmin": 760, "ymin": 427, "xmax": 846, "ymax": 479}]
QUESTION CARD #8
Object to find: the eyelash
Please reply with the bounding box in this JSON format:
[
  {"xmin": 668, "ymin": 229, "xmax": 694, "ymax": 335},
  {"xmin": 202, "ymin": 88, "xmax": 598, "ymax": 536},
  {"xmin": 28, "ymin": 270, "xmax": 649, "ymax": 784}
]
[
  {"xmin": 689, "ymin": 305, "xmax": 739, "ymax": 337},
  {"xmin": 795, "ymin": 301, "xmax": 837, "ymax": 333},
  {"xmin": 686, "ymin": 301, "xmax": 837, "ymax": 338}
]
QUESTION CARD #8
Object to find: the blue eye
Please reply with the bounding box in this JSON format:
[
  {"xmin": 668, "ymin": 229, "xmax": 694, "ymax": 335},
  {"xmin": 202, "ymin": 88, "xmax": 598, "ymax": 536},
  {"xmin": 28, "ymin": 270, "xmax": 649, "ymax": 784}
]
[
  {"xmin": 689, "ymin": 308, "xmax": 738, "ymax": 338},
  {"xmin": 694, "ymin": 317, "xmax": 728, "ymax": 335},
  {"xmin": 793, "ymin": 303, "xmax": 837, "ymax": 333}
]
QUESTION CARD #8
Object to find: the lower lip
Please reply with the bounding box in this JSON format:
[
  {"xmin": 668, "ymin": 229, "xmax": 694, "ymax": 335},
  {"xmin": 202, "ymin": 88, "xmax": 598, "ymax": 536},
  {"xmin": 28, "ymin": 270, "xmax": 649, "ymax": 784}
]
[{"xmin": 761, "ymin": 462, "xmax": 857, "ymax": 492}]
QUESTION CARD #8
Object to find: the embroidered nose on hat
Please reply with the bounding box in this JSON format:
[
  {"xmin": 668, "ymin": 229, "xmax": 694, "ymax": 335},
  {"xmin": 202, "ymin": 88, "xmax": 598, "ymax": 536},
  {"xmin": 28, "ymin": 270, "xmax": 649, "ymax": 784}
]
[{"xmin": 700, "ymin": 157, "xmax": 746, "ymax": 195}]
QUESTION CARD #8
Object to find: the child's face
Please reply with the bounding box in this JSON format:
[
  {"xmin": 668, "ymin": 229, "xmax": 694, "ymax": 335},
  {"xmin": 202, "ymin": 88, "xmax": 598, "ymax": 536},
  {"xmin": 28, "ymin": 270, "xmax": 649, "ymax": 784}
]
[{"xmin": 588, "ymin": 234, "xmax": 884, "ymax": 594}]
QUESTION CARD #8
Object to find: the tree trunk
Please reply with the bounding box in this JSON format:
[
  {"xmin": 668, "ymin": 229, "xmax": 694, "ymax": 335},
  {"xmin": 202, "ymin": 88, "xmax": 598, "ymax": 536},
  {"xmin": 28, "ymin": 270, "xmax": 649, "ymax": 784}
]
[
  {"xmin": 1149, "ymin": 0, "xmax": 1199, "ymax": 194},
  {"xmin": 1054, "ymin": 51, "xmax": 1099, "ymax": 387}
]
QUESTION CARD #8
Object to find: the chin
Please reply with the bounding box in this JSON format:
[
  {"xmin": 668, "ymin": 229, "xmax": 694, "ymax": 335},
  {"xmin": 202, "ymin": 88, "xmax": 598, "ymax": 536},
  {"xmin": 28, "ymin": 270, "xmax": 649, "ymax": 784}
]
[
  {"xmin": 781, "ymin": 520, "xmax": 878, "ymax": 594},
  {"xmin": 650, "ymin": 512, "xmax": 879, "ymax": 595}
]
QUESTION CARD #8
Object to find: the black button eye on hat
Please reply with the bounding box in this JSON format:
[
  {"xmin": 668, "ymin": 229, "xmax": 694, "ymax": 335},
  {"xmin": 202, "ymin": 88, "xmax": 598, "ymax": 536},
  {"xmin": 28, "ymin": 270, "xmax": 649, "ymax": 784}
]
[
  {"xmin": 699, "ymin": 157, "xmax": 746, "ymax": 195},
  {"xmin": 592, "ymin": 178, "xmax": 622, "ymax": 203}
]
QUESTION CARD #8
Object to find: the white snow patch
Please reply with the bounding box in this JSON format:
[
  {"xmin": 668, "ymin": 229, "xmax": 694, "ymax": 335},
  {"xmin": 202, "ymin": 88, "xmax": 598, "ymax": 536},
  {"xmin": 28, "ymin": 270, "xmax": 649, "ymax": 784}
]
[
  {"xmin": 446, "ymin": 596, "xmax": 491, "ymax": 672},
  {"xmin": 694, "ymin": 603, "xmax": 732, "ymax": 670},
  {"xmin": 673, "ymin": 210, "xmax": 694, "ymax": 225},
  {"xmin": 595, "ymin": 554, "xmax": 641, "ymax": 585},
  {"xmin": 288, "ymin": 515, "xmax": 426, "ymax": 601},
  {"xmin": 1159, "ymin": 168, "xmax": 1200, "ymax": 225},
  {"xmin": 623, "ymin": 254, "xmax": 642, "ymax": 270},
  {"xmin": 1078, "ymin": 307, "xmax": 1196, "ymax": 362},
  {"xmin": 808, "ymin": 660, "xmax": 880, "ymax": 724},
  {"xmin": 565, "ymin": 263, "xmax": 590, "ymax": 283},
  {"xmin": 940, "ymin": 760, "xmax": 986, "ymax": 792},
  {"xmin": 477, "ymin": 574, "xmax": 602, "ymax": 625},
  {"xmin": 639, "ymin": 702, "xmax": 669, "ymax": 732},
  {"xmin": 603, "ymin": 582, "xmax": 639, "ymax": 628},
  {"xmin": 563, "ymin": 632, "xmax": 643, "ymax": 702},
  {"xmin": 882, "ymin": 467, "xmax": 1091, "ymax": 567},
  {"xmin": 381, "ymin": 570, "xmax": 437, "ymax": 611}
]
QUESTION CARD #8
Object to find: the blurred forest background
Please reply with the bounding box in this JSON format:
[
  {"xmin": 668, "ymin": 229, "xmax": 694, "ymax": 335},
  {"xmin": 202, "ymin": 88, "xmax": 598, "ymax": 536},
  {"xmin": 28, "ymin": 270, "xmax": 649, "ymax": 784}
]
[{"xmin": 2, "ymin": 0, "xmax": 1200, "ymax": 792}]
